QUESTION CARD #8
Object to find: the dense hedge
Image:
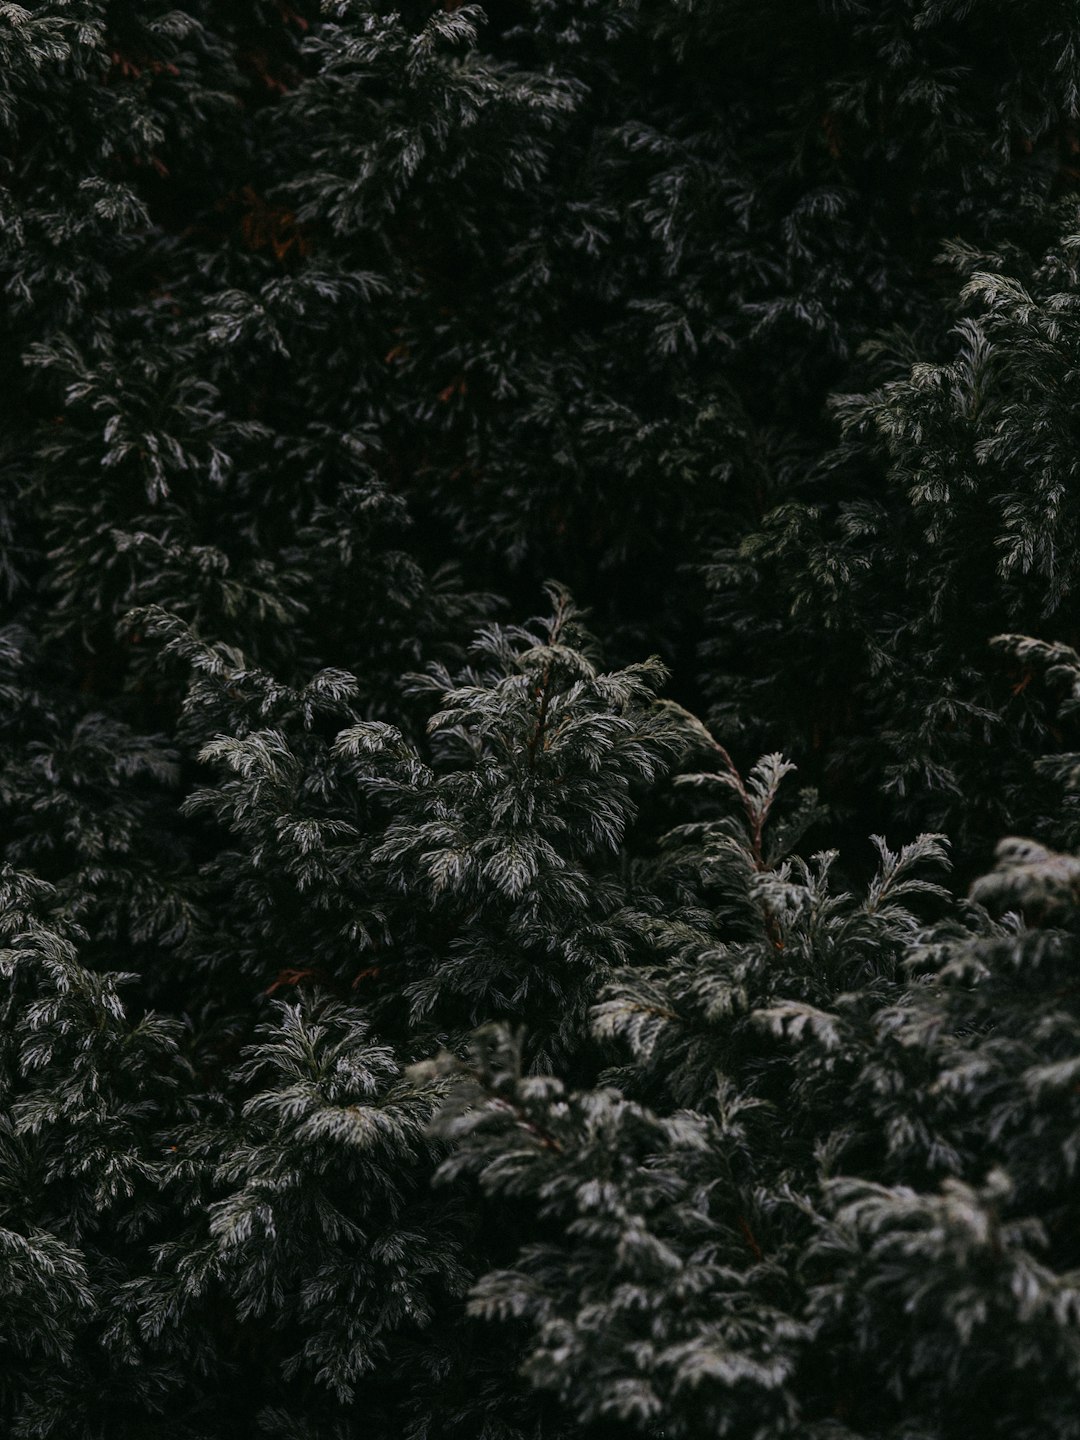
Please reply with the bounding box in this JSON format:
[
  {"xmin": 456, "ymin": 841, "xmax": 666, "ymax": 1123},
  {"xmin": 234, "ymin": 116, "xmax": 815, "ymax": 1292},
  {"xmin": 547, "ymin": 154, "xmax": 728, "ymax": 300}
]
[{"xmin": 3, "ymin": 3, "xmax": 1080, "ymax": 1436}]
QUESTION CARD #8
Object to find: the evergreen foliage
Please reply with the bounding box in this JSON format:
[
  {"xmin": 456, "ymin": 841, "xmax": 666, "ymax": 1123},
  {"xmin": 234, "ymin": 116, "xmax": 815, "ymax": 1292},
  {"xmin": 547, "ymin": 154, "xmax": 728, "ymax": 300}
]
[{"xmin": 3, "ymin": 1, "xmax": 1080, "ymax": 1435}]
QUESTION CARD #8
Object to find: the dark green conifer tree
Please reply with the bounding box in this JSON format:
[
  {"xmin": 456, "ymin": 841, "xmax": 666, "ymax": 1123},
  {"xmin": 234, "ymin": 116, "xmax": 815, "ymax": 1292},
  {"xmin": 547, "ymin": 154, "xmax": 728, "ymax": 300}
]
[{"xmin": 4, "ymin": 2, "xmax": 1080, "ymax": 1437}]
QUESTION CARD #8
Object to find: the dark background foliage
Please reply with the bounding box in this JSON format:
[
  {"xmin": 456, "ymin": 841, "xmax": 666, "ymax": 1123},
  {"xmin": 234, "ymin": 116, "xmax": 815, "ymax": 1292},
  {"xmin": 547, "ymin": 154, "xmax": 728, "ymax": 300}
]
[{"xmin": 3, "ymin": 2, "xmax": 1080, "ymax": 1436}]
